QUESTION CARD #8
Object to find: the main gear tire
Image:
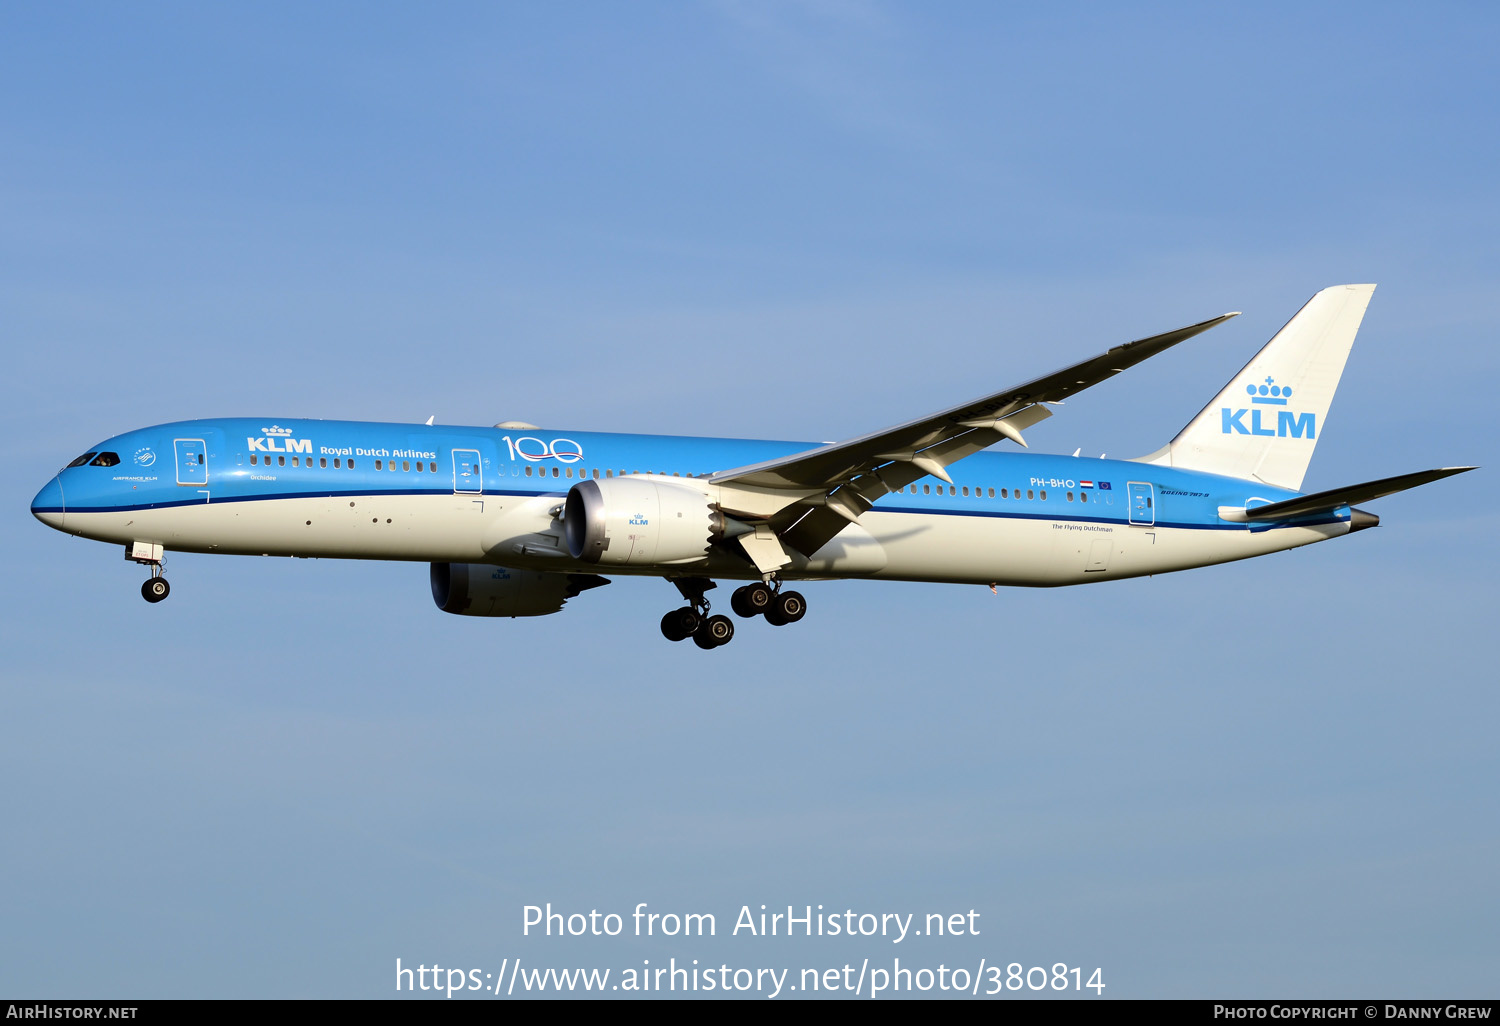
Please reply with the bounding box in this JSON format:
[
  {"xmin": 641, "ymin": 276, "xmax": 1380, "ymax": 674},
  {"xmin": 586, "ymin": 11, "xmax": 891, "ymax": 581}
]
[{"xmin": 660, "ymin": 607, "xmax": 699, "ymax": 641}]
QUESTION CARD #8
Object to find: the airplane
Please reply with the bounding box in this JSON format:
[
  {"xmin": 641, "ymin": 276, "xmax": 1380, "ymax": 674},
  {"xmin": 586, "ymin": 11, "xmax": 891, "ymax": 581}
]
[{"xmin": 30, "ymin": 284, "xmax": 1474, "ymax": 650}]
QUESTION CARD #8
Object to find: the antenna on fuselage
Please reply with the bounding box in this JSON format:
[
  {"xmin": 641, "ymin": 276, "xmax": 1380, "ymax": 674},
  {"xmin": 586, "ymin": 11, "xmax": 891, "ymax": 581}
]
[{"xmin": 424, "ymin": 415, "xmax": 434, "ymax": 426}]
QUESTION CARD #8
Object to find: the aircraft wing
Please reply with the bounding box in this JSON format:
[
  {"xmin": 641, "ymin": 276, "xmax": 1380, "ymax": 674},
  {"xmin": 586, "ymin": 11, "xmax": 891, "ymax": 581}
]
[
  {"xmin": 1238, "ymin": 466, "xmax": 1477, "ymax": 522},
  {"xmin": 709, "ymin": 310, "xmax": 1240, "ymax": 562}
]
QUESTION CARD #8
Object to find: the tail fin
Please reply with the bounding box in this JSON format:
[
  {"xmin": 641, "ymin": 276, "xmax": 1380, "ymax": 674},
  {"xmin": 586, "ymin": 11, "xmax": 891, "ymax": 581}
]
[{"xmin": 1139, "ymin": 284, "xmax": 1376, "ymax": 490}]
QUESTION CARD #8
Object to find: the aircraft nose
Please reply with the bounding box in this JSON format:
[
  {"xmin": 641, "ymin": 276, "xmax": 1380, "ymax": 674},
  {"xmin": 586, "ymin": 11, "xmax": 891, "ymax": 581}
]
[{"xmin": 31, "ymin": 475, "xmax": 65, "ymax": 529}]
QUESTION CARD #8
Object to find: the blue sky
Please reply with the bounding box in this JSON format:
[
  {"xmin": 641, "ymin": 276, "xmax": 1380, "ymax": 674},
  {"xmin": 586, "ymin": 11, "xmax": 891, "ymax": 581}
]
[{"xmin": 2, "ymin": 1, "xmax": 1496, "ymax": 998}]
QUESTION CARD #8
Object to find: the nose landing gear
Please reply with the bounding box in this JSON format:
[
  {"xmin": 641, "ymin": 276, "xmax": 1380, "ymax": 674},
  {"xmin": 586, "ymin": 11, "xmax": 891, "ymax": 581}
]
[
  {"xmin": 141, "ymin": 573, "xmax": 170, "ymax": 603},
  {"xmin": 128, "ymin": 542, "xmax": 170, "ymax": 603}
]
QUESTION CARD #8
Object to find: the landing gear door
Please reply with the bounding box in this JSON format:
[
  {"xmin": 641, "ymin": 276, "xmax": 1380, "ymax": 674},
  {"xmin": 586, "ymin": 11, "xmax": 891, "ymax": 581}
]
[
  {"xmin": 1127, "ymin": 481, "xmax": 1155, "ymax": 526},
  {"xmin": 453, "ymin": 449, "xmax": 482, "ymax": 494},
  {"xmin": 174, "ymin": 438, "xmax": 208, "ymax": 486}
]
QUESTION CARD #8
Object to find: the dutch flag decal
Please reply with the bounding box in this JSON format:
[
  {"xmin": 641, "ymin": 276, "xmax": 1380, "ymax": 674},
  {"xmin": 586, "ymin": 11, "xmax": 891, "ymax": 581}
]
[{"xmin": 1079, "ymin": 480, "xmax": 1094, "ymax": 488}]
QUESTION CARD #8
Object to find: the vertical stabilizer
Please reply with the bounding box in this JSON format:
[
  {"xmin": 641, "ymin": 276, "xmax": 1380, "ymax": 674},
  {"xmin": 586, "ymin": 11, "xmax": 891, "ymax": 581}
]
[{"xmin": 1138, "ymin": 284, "xmax": 1375, "ymax": 490}]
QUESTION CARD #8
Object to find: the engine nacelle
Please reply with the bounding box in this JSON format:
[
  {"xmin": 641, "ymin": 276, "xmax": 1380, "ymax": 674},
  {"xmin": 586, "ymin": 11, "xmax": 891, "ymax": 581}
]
[
  {"xmin": 430, "ymin": 563, "xmax": 608, "ymax": 617},
  {"xmin": 565, "ymin": 477, "xmax": 717, "ymax": 566}
]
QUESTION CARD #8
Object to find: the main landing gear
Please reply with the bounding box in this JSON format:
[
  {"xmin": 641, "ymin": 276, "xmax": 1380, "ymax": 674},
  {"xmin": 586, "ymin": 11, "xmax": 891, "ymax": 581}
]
[
  {"xmin": 660, "ymin": 578, "xmax": 807, "ymax": 649},
  {"xmin": 732, "ymin": 582, "xmax": 805, "ymax": 626},
  {"xmin": 660, "ymin": 578, "xmax": 735, "ymax": 650}
]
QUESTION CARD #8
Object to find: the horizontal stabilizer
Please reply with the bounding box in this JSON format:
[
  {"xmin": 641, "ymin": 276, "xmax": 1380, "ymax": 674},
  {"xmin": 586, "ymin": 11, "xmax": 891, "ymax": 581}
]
[{"xmin": 1241, "ymin": 466, "xmax": 1476, "ymax": 521}]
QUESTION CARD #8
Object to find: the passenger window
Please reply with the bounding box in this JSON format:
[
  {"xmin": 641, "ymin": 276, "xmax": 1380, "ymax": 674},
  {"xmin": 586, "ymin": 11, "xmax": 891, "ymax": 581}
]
[
  {"xmin": 334, "ymin": 458, "xmax": 341, "ymax": 468},
  {"xmin": 1147, "ymin": 496, "xmax": 1153, "ymax": 508},
  {"xmin": 1027, "ymin": 489, "xmax": 1034, "ymax": 500},
  {"xmin": 552, "ymin": 467, "xmax": 559, "ymax": 477},
  {"xmin": 1081, "ymin": 492, "xmax": 1088, "ymax": 503},
  {"xmin": 67, "ymin": 453, "xmax": 97, "ymax": 468},
  {"xmin": 988, "ymin": 487, "xmax": 994, "ymax": 497},
  {"xmin": 566, "ymin": 468, "xmax": 573, "ymax": 478},
  {"xmin": 962, "ymin": 486, "xmax": 969, "ymax": 497},
  {"xmin": 320, "ymin": 458, "xmax": 327, "ymax": 468},
  {"xmin": 525, "ymin": 466, "xmax": 532, "ymax": 477},
  {"xmin": 949, "ymin": 486, "xmax": 956, "ymax": 496},
  {"xmin": 349, "ymin": 459, "xmax": 355, "ymax": 469},
  {"xmin": 1001, "ymin": 488, "xmax": 1007, "ymax": 498},
  {"xmin": 292, "ymin": 457, "xmax": 299, "ymax": 467},
  {"xmin": 89, "ymin": 452, "xmax": 120, "ymax": 467},
  {"xmin": 1040, "ymin": 490, "xmax": 1046, "ymax": 500},
  {"xmin": 197, "ymin": 454, "xmax": 204, "ymax": 464},
  {"xmin": 375, "ymin": 460, "xmax": 382, "ymax": 470},
  {"xmin": 430, "ymin": 463, "xmax": 437, "ymax": 473},
  {"xmin": 592, "ymin": 469, "xmax": 599, "ymax": 479},
  {"xmin": 1067, "ymin": 491, "xmax": 1073, "ymax": 501},
  {"xmin": 414, "ymin": 461, "xmax": 422, "ymax": 472},
  {"xmin": 250, "ymin": 454, "xmax": 258, "ymax": 466},
  {"xmin": 402, "ymin": 461, "xmax": 410, "ymax": 472},
  {"xmin": 923, "ymin": 484, "xmax": 931, "ymax": 495},
  {"xmin": 278, "ymin": 456, "xmax": 285, "ymax": 467}
]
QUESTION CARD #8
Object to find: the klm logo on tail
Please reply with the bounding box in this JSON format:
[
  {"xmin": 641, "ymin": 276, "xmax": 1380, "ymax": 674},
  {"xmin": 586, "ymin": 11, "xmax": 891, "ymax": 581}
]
[{"xmin": 1221, "ymin": 377, "xmax": 1315, "ymax": 439}]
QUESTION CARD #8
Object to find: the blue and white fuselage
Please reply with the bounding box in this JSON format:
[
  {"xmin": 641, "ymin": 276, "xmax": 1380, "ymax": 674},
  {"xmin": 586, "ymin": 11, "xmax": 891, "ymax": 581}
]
[
  {"xmin": 31, "ymin": 417, "xmax": 1338, "ymax": 584},
  {"xmin": 28, "ymin": 285, "xmax": 1474, "ymax": 645}
]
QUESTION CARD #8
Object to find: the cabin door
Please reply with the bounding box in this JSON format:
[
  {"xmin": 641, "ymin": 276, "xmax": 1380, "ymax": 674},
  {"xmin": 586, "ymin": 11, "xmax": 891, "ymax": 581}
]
[
  {"xmin": 452, "ymin": 449, "xmax": 483, "ymax": 494},
  {"xmin": 1127, "ymin": 481, "xmax": 1155, "ymax": 526},
  {"xmin": 174, "ymin": 438, "xmax": 208, "ymax": 486}
]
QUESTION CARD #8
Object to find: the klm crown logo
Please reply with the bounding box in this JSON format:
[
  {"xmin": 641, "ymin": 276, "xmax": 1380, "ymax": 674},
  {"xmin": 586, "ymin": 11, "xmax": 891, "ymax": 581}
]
[
  {"xmin": 1248, "ymin": 377, "xmax": 1292, "ymax": 405},
  {"xmin": 1221, "ymin": 376, "xmax": 1315, "ymax": 438},
  {"xmin": 248, "ymin": 424, "xmax": 311, "ymax": 453}
]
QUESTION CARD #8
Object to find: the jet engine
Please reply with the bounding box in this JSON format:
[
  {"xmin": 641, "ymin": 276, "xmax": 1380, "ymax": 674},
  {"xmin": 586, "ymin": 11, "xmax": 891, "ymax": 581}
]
[
  {"xmin": 430, "ymin": 563, "xmax": 609, "ymax": 617},
  {"xmin": 564, "ymin": 477, "xmax": 718, "ymax": 566}
]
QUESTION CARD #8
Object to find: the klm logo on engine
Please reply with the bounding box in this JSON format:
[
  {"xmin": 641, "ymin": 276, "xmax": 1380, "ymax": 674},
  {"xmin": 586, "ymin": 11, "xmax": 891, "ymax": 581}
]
[
  {"xmin": 1221, "ymin": 377, "xmax": 1315, "ymax": 439},
  {"xmin": 247, "ymin": 424, "xmax": 313, "ymax": 453}
]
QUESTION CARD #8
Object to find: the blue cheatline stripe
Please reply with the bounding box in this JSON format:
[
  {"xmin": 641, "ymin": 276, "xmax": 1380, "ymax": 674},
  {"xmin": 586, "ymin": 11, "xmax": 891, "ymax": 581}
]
[
  {"xmin": 55, "ymin": 490, "xmax": 1347, "ymax": 532},
  {"xmin": 51, "ymin": 486, "xmax": 570, "ymax": 514},
  {"xmin": 876, "ymin": 504, "xmax": 1345, "ymax": 531}
]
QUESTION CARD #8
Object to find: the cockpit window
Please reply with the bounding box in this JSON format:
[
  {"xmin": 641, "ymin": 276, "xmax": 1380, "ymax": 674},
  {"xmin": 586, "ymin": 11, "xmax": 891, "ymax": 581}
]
[
  {"xmin": 67, "ymin": 452, "xmax": 98, "ymax": 468},
  {"xmin": 89, "ymin": 452, "xmax": 121, "ymax": 467}
]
